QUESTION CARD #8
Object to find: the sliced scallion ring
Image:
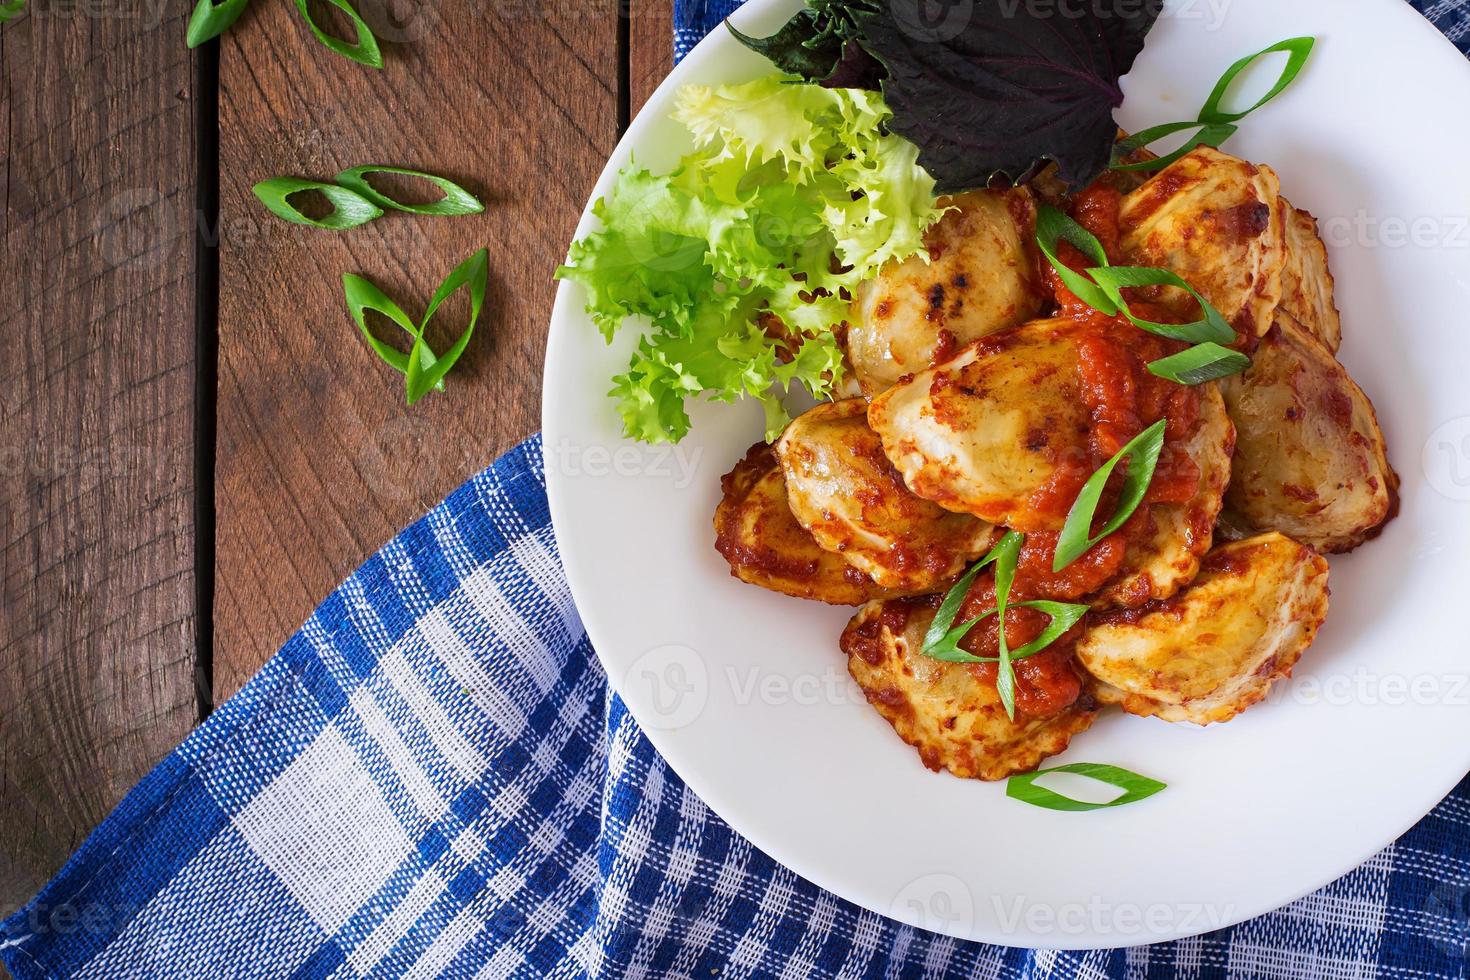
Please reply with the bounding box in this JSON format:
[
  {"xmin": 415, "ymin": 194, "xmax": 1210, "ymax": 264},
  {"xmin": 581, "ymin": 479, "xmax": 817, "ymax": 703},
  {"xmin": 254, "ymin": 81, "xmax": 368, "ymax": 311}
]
[
  {"xmin": 405, "ymin": 248, "xmax": 489, "ymax": 404},
  {"xmin": 187, "ymin": 0, "xmax": 250, "ymax": 47},
  {"xmin": 1199, "ymin": 37, "xmax": 1316, "ymax": 125},
  {"xmin": 1111, "ymin": 122, "xmax": 1238, "ymax": 174},
  {"xmin": 341, "ymin": 274, "xmax": 445, "ymax": 394},
  {"xmin": 1087, "ymin": 266, "xmax": 1236, "ymax": 346},
  {"xmin": 253, "ymin": 177, "xmax": 383, "ymax": 230},
  {"xmin": 1053, "ymin": 419, "xmax": 1167, "ymax": 573},
  {"xmin": 295, "ymin": 0, "xmax": 382, "ymax": 69},
  {"xmin": 334, "ymin": 166, "xmax": 484, "ymax": 217},
  {"xmin": 921, "ymin": 600, "xmax": 1091, "ymax": 665},
  {"xmin": 1110, "ymin": 36, "xmax": 1314, "ymax": 172},
  {"xmin": 1147, "ymin": 342, "xmax": 1251, "ymax": 385},
  {"xmin": 1035, "ymin": 205, "xmax": 1118, "ymax": 314},
  {"xmin": 1007, "ymin": 763, "xmax": 1167, "ymax": 811}
]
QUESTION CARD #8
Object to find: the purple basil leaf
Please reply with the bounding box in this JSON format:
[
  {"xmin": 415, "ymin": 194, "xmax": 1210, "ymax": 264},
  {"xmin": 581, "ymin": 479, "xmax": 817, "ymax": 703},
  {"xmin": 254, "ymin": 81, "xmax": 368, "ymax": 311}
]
[
  {"xmin": 860, "ymin": 0, "xmax": 1163, "ymax": 192},
  {"xmin": 821, "ymin": 37, "xmax": 885, "ymax": 89}
]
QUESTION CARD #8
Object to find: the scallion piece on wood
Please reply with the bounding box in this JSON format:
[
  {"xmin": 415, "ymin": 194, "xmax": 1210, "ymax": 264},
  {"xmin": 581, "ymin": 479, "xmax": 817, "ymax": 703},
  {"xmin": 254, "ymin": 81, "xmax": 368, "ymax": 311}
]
[
  {"xmin": 1148, "ymin": 342, "xmax": 1251, "ymax": 385},
  {"xmin": 295, "ymin": 0, "xmax": 382, "ymax": 69},
  {"xmin": 1053, "ymin": 419, "xmax": 1168, "ymax": 573},
  {"xmin": 1111, "ymin": 37, "xmax": 1314, "ymax": 172},
  {"xmin": 1007, "ymin": 763, "xmax": 1166, "ymax": 812},
  {"xmin": 1, "ymin": 0, "xmax": 25, "ymax": 23},
  {"xmin": 341, "ymin": 248, "xmax": 488, "ymax": 405},
  {"xmin": 187, "ymin": 0, "xmax": 250, "ymax": 47},
  {"xmin": 253, "ymin": 177, "xmax": 383, "ymax": 229},
  {"xmin": 342, "ymin": 274, "xmax": 445, "ymax": 394},
  {"xmin": 334, "ymin": 166, "xmax": 485, "ymax": 217},
  {"xmin": 405, "ymin": 249, "xmax": 489, "ymax": 404}
]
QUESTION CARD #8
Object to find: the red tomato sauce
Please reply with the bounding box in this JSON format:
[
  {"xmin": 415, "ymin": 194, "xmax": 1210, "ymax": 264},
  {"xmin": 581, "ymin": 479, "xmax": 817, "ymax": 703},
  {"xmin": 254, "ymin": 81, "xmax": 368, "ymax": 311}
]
[{"xmin": 948, "ymin": 178, "xmax": 1210, "ymax": 718}]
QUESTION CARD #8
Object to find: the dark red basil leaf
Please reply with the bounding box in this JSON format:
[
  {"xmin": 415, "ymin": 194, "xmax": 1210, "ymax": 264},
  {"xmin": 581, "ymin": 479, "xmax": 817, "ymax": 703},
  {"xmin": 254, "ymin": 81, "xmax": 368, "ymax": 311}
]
[{"xmin": 860, "ymin": 0, "xmax": 1163, "ymax": 192}]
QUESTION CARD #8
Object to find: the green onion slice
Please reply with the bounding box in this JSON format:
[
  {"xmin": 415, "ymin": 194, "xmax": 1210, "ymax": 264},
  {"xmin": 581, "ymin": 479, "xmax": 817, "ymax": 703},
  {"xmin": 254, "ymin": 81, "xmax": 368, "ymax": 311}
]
[
  {"xmin": 1086, "ymin": 266, "xmax": 1236, "ymax": 345},
  {"xmin": 187, "ymin": 0, "xmax": 250, "ymax": 47},
  {"xmin": 1, "ymin": 0, "xmax": 25, "ymax": 22},
  {"xmin": 253, "ymin": 177, "xmax": 383, "ymax": 229},
  {"xmin": 1007, "ymin": 763, "xmax": 1167, "ymax": 812},
  {"xmin": 1053, "ymin": 418, "xmax": 1167, "ymax": 572},
  {"xmin": 1111, "ymin": 37, "xmax": 1313, "ymax": 172},
  {"xmin": 992, "ymin": 529, "xmax": 1021, "ymax": 715},
  {"xmin": 1199, "ymin": 37, "xmax": 1316, "ymax": 125},
  {"xmin": 1148, "ymin": 342, "xmax": 1251, "ymax": 386},
  {"xmin": 922, "ymin": 600, "xmax": 1090, "ymax": 665},
  {"xmin": 923, "ymin": 532, "xmax": 1023, "ymax": 654},
  {"xmin": 921, "ymin": 532, "xmax": 1050, "ymax": 721},
  {"xmin": 405, "ymin": 248, "xmax": 489, "ymax": 404},
  {"xmin": 334, "ymin": 166, "xmax": 485, "ymax": 217},
  {"xmin": 1111, "ymin": 122, "xmax": 1238, "ymax": 174},
  {"xmin": 341, "ymin": 274, "xmax": 445, "ymax": 394},
  {"xmin": 295, "ymin": 0, "xmax": 382, "ymax": 69},
  {"xmin": 1035, "ymin": 205, "xmax": 1117, "ymax": 314},
  {"xmin": 1113, "ymin": 120, "xmax": 1201, "ymax": 161}
]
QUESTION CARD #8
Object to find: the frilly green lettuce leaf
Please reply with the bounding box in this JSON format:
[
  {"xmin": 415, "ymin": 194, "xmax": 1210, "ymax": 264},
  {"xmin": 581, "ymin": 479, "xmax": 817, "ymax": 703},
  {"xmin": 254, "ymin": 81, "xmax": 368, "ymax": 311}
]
[{"xmin": 558, "ymin": 73, "xmax": 944, "ymax": 443}]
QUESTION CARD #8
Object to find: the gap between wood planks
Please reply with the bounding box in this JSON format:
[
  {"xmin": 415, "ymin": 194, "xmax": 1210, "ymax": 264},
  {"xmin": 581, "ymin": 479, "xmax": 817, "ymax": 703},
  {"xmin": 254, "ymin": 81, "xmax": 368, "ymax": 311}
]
[
  {"xmin": 188, "ymin": 3, "xmax": 652, "ymax": 723},
  {"xmin": 194, "ymin": 33, "xmax": 220, "ymax": 724}
]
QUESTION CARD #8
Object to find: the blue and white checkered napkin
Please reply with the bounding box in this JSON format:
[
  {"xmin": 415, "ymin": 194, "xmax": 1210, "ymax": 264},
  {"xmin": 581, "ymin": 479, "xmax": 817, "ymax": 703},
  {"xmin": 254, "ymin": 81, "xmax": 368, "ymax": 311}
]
[{"xmin": 6, "ymin": 5, "xmax": 1470, "ymax": 978}]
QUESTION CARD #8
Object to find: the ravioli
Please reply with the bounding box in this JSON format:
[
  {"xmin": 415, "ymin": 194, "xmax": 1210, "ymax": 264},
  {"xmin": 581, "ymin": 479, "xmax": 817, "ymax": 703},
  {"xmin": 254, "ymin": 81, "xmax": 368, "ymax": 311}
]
[
  {"xmin": 842, "ymin": 599, "xmax": 1097, "ymax": 780},
  {"xmin": 1120, "ymin": 146, "xmax": 1287, "ymax": 341},
  {"xmin": 1078, "ymin": 533, "xmax": 1330, "ymax": 725},
  {"xmin": 846, "ymin": 189, "xmax": 1044, "ymax": 396},
  {"xmin": 1220, "ymin": 313, "xmax": 1397, "ymax": 553},
  {"xmin": 1278, "ymin": 202, "xmax": 1342, "ymax": 352},
  {"xmin": 775, "ymin": 400, "xmax": 999, "ymax": 592},
  {"xmin": 867, "ymin": 317, "xmax": 1095, "ymax": 532},
  {"xmin": 714, "ymin": 444, "xmax": 899, "ymax": 606},
  {"xmin": 1095, "ymin": 383, "xmax": 1236, "ymax": 608}
]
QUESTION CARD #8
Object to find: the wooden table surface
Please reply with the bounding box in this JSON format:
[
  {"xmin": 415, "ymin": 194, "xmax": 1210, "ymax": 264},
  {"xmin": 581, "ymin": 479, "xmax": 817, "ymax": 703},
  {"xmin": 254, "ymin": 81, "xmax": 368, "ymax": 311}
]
[{"xmin": 0, "ymin": 0, "xmax": 674, "ymax": 921}]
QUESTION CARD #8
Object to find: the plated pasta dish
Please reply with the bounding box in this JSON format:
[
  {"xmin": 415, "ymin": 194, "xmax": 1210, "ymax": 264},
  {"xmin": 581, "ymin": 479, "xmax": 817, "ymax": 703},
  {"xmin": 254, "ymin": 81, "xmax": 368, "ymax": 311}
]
[{"xmin": 560, "ymin": 0, "xmax": 1397, "ymax": 807}]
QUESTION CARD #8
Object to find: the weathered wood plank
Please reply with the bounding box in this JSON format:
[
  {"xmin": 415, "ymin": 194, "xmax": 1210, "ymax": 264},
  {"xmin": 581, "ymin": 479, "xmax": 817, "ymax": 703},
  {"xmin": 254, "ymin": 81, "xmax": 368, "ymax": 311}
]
[
  {"xmin": 214, "ymin": 0, "xmax": 620, "ymax": 697},
  {"xmin": 630, "ymin": 0, "xmax": 675, "ymax": 115},
  {"xmin": 0, "ymin": 3, "xmax": 200, "ymax": 916}
]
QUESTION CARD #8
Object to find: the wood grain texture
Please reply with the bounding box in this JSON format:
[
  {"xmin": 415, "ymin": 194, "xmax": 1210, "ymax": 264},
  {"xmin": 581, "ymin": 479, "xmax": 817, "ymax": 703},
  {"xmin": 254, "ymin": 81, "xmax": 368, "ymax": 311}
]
[
  {"xmin": 630, "ymin": 0, "xmax": 675, "ymax": 114},
  {"xmin": 214, "ymin": 0, "xmax": 620, "ymax": 698},
  {"xmin": 0, "ymin": 4, "xmax": 199, "ymax": 916}
]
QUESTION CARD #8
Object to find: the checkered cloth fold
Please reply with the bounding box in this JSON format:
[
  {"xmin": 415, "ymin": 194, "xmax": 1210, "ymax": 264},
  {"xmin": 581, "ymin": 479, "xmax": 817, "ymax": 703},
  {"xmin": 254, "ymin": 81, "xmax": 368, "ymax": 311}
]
[{"xmin": 5, "ymin": 3, "xmax": 1470, "ymax": 976}]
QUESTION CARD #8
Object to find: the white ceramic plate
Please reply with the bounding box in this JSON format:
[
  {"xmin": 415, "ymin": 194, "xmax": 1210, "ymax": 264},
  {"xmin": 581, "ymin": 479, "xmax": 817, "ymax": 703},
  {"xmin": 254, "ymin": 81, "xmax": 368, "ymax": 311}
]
[{"xmin": 544, "ymin": 0, "xmax": 1470, "ymax": 949}]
